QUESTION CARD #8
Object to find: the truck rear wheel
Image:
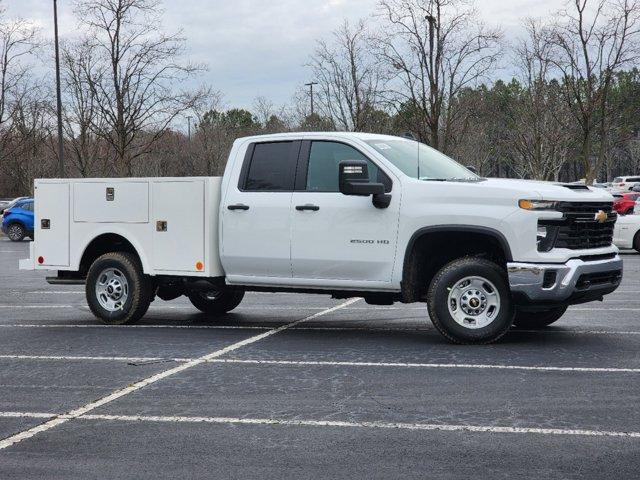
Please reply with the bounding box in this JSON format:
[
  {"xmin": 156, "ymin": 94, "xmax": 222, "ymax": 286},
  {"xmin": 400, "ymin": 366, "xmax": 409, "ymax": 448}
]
[
  {"xmin": 427, "ymin": 257, "xmax": 514, "ymax": 344},
  {"xmin": 188, "ymin": 287, "xmax": 245, "ymax": 315},
  {"xmin": 86, "ymin": 252, "xmax": 153, "ymax": 325},
  {"xmin": 513, "ymin": 306, "xmax": 567, "ymax": 329}
]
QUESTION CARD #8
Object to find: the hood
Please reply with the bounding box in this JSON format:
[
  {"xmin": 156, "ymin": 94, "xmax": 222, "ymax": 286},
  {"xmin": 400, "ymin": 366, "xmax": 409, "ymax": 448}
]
[{"xmin": 478, "ymin": 178, "xmax": 614, "ymax": 202}]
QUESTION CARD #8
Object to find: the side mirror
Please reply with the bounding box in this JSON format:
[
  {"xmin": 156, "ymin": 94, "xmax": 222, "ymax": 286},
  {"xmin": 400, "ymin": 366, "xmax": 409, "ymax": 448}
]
[
  {"xmin": 338, "ymin": 160, "xmax": 391, "ymax": 209},
  {"xmin": 339, "ymin": 160, "xmax": 384, "ymax": 196}
]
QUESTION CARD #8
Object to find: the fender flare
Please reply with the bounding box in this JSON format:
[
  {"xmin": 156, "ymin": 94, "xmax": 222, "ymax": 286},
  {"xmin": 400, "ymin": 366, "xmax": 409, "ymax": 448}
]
[
  {"xmin": 401, "ymin": 225, "xmax": 513, "ymax": 301},
  {"xmin": 403, "ymin": 225, "xmax": 513, "ymax": 265},
  {"xmin": 76, "ymin": 229, "xmax": 151, "ymax": 274}
]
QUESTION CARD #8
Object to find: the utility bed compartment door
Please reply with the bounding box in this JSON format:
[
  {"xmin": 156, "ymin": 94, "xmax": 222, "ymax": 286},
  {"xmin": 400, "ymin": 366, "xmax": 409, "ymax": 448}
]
[
  {"xmin": 35, "ymin": 182, "xmax": 70, "ymax": 267},
  {"xmin": 152, "ymin": 180, "xmax": 205, "ymax": 272},
  {"xmin": 74, "ymin": 182, "xmax": 148, "ymax": 223}
]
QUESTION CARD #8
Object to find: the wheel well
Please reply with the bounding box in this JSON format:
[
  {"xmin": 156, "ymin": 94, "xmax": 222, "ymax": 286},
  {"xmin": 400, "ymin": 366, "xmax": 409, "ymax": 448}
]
[
  {"xmin": 402, "ymin": 228, "xmax": 510, "ymax": 303},
  {"xmin": 79, "ymin": 234, "xmax": 140, "ymax": 276},
  {"xmin": 633, "ymin": 229, "xmax": 640, "ymax": 250}
]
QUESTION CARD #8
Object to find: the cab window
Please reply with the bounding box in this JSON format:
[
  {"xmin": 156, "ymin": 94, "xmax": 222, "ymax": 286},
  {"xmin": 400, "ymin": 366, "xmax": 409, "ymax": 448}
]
[
  {"xmin": 304, "ymin": 141, "xmax": 391, "ymax": 192},
  {"xmin": 242, "ymin": 141, "xmax": 297, "ymax": 191}
]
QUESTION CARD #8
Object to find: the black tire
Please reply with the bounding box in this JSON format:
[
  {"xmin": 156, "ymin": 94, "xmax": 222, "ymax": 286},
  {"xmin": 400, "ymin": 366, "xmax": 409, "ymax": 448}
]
[
  {"xmin": 86, "ymin": 252, "xmax": 153, "ymax": 325},
  {"xmin": 427, "ymin": 257, "xmax": 514, "ymax": 344},
  {"xmin": 513, "ymin": 306, "xmax": 568, "ymax": 329},
  {"xmin": 188, "ymin": 287, "xmax": 245, "ymax": 316},
  {"xmin": 634, "ymin": 231, "xmax": 640, "ymax": 254},
  {"xmin": 7, "ymin": 223, "xmax": 25, "ymax": 242}
]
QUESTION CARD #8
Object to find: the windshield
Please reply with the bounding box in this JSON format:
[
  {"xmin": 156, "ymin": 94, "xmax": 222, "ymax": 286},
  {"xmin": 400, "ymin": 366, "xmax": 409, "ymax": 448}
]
[{"xmin": 364, "ymin": 138, "xmax": 479, "ymax": 181}]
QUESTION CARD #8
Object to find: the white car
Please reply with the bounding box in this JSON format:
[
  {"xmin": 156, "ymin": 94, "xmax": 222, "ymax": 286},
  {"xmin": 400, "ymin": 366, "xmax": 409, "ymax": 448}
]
[
  {"xmin": 612, "ymin": 176, "xmax": 640, "ymax": 191},
  {"xmin": 614, "ymin": 212, "xmax": 640, "ymax": 252},
  {"xmin": 20, "ymin": 132, "xmax": 623, "ymax": 344}
]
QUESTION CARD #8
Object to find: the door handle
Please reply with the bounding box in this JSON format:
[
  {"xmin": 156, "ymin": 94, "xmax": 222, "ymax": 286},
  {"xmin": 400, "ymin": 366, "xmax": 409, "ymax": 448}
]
[
  {"xmin": 228, "ymin": 204, "xmax": 250, "ymax": 211},
  {"xmin": 295, "ymin": 204, "xmax": 320, "ymax": 211}
]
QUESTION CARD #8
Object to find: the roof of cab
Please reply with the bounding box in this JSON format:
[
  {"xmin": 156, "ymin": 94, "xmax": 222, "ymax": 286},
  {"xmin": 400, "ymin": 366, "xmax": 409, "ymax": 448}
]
[{"xmin": 235, "ymin": 132, "xmax": 406, "ymax": 143}]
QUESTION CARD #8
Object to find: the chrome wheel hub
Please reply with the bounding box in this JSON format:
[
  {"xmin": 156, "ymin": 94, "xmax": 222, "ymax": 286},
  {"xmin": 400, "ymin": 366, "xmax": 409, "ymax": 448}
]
[
  {"xmin": 447, "ymin": 276, "xmax": 501, "ymax": 329},
  {"xmin": 95, "ymin": 268, "xmax": 129, "ymax": 312}
]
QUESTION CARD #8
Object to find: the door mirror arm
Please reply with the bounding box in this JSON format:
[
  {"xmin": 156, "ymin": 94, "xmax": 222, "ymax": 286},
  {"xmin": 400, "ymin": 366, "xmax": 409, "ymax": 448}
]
[{"xmin": 372, "ymin": 193, "xmax": 392, "ymax": 209}]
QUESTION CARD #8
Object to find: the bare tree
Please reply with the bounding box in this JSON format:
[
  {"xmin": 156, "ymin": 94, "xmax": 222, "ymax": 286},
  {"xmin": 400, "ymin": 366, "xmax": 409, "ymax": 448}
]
[
  {"xmin": 548, "ymin": 0, "xmax": 640, "ymax": 182},
  {"xmin": 74, "ymin": 0, "xmax": 207, "ymax": 176},
  {"xmin": 508, "ymin": 19, "xmax": 575, "ymax": 180},
  {"xmin": 0, "ymin": 6, "xmax": 39, "ymax": 167},
  {"xmin": 309, "ymin": 19, "xmax": 384, "ymax": 131},
  {"xmin": 376, "ymin": 0, "xmax": 502, "ymax": 152},
  {"xmin": 61, "ymin": 38, "xmax": 107, "ymax": 177}
]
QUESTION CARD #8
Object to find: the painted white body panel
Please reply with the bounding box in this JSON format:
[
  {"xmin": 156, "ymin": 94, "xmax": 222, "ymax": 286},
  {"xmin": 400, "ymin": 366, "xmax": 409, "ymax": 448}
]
[
  {"xmin": 27, "ymin": 177, "xmax": 223, "ymax": 277},
  {"xmin": 614, "ymin": 213, "xmax": 640, "ymax": 250},
  {"xmin": 23, "ymin": 132, "xmax": 619, "ymax": 296}
]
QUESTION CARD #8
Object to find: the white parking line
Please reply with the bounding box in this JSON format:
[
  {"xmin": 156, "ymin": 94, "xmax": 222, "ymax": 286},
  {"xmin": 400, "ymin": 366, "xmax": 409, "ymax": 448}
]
[
  {"xmin": 5, "ymin": 303, "xmax": 640, "ymax": 313},
  {"xmin": 2, "ymin": 353, "xmax": 639, "ymax": 375},
  {"xmin": 0, "ymin": 305, "xmax": 329, "ymax": 310},
  {"xmin": 0, "ymin": 412, "xmax": 55, "ymax": 419},
  {"xmin": 209, "ymin": 358, "xmax": 640, "ymax": 374},
  {"xmin": 0, "ymin": 298, "xmax": 359, "ymax": 451},
  {"xmin": 0, "ymin": 324, "xmax": 270, "ymax": 330},
  {"xmin": 2, "ymin": 411, "xmax": 637, "ymax": 439},
  {"xmin": 0, "ymin": 354, "xmax": 189, "ymax": 363},
  {"xmin": 0, "ymin": 323, "xmax": 639, "ymax": 337}
]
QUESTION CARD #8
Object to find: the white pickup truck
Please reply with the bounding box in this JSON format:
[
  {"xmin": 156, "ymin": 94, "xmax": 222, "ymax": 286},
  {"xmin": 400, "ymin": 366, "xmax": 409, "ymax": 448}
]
[{"xmin": 20, "ymin": 132, "xmax": 623, "ymax": 344}]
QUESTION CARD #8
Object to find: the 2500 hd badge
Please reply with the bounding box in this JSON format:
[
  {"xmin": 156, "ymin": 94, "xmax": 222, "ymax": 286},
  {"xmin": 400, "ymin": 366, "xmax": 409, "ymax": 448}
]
[{"xmin": 350, "ymin": 239, "xmax": 390, "ymax": 244}]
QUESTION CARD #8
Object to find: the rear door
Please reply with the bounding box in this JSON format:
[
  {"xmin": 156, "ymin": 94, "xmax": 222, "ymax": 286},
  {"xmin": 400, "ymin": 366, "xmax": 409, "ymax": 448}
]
[
  {"xmin": 290, "ymin": 140, "xmax": 401, "ymax": 284},
  {"xmin": 221, "ymin": 141, "xmax": 299, "ymax": 279},
  {"xmin": 35, "ymin": 182, "xmax": 70, "ymax": 267}
]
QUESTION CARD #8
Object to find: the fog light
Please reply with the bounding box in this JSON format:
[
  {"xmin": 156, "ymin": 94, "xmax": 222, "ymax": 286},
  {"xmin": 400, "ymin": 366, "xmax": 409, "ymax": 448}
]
[{"xmin": 536, "ymin": 224, "xmax": 558, "ymax": 252}]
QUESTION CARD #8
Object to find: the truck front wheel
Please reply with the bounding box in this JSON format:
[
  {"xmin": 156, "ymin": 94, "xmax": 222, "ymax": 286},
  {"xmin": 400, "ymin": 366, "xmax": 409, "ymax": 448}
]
[
  {"xmin": 427, "ymin": 257, "xmax": 514, "ymax": 344},
  {"xmin": 513, "ymin": 306, "xmax": 567, "ymax": 329},
  {"xmin": 188, "ymin": 287, "xmax": 245, "ymax": 315},
  {"xmin": 86, "ymin": 252, "xmax": 153, "ymax": 325}
]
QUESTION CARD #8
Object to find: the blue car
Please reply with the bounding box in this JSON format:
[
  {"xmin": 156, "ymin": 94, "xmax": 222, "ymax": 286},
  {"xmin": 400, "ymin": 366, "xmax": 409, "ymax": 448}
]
[{"xmin": 2, "ymin": 198, "xmax": 34, "ymax": 242}]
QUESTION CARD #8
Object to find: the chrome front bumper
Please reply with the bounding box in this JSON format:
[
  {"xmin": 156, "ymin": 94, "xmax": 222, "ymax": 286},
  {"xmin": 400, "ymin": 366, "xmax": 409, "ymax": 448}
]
[{"xmin": 508, "ymin": 255, "xmax": 623, "ymax": 305}]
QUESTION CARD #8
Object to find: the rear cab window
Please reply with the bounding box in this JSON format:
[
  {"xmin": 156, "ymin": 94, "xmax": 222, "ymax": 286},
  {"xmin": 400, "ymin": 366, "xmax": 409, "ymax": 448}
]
[{"xmin": 239, "ymin": 141, "xmax": 299, "ymax": 191}]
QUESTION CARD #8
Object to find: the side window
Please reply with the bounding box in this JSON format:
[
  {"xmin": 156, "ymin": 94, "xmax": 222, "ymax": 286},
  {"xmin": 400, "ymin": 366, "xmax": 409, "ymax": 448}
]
[
  {"xmin": 305, "ymin": 141, "xmax": 391, "ymax": 192},
  {"xmin": 24, "ymin": 202, "xmax": 33, "ymax": 212},
  {"xmin": 242, "ymin": 142, "xmax": 296, "ymax": 191}
]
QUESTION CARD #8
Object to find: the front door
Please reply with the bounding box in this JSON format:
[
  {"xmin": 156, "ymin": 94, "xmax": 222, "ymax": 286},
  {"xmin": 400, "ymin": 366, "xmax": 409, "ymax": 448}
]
[
  {"xmin": 290, "ymin": 140, "xmax": 401, "ymax": 285},
  {"xmin": 221, "ymin": 140, "xmax": 300, "ymax": 280}
]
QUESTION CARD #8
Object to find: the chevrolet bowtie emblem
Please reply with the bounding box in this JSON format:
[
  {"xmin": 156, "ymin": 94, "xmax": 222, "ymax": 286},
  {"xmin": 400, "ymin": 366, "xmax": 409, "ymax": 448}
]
[{"xmin": 594, "ymin": 210, "xmax": 607, "ymax": 223}]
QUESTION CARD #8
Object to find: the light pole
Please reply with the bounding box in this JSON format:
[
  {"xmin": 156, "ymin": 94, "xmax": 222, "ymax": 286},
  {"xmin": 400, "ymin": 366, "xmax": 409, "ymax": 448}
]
[
  {"xmin": 304, "ymin": 81, "xmax": 318, "ymax": 116},
  {"xmin": 187, "ymin": 115, "xmax": 192, "ymax": 141},
  {"xmin": 53, "ymin": 0, "xmax": 64, "ymax": 177}
]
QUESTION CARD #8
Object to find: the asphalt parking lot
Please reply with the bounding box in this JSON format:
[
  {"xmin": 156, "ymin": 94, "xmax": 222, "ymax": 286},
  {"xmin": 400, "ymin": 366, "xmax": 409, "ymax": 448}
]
[{"xmin": 0, "ymin": 237, "xmax": 639, "ymax": 478}]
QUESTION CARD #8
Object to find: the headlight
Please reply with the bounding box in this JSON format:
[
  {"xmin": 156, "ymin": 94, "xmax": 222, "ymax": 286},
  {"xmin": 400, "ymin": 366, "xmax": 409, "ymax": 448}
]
[{"xmin": 519, "ymin": 199, "xmax": 559, "ymax": 211}]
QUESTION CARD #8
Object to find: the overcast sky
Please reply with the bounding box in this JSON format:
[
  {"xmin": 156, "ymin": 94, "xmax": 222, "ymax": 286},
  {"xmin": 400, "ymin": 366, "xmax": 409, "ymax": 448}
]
[{"xmin": 7, "ymin": 0, "xmax": 561, "ymax": 110}]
